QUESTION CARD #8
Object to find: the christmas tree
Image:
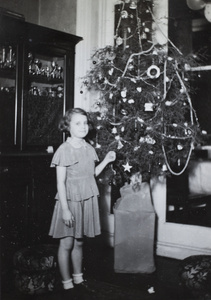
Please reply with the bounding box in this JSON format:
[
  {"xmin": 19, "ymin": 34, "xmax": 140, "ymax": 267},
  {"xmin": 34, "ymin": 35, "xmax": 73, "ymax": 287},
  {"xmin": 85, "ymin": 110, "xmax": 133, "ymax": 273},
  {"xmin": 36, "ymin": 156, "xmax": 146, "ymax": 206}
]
[{"xmin": 81, "ymin": 0, "xmax": 203, "ymax": 186}]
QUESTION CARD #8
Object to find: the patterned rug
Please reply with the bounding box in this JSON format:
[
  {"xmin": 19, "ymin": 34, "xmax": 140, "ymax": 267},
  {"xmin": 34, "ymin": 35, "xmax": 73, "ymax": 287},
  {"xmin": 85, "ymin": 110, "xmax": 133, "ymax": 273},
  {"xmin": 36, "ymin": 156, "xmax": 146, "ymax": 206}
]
[{"xmin": 3, "ymin": 279, "xmax": 156, "ymax": 300}]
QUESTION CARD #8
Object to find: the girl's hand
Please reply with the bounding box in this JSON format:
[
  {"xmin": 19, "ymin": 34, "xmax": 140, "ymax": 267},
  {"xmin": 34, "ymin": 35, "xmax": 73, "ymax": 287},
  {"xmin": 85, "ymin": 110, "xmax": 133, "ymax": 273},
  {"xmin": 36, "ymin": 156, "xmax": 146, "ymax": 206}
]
[
  {"xmin": 105, "ymin": 151, "xmax": 116, "ymax": 163},
  {"xmin": 62, "ymin": 209, "xmax": 75, "ymax": 227}
]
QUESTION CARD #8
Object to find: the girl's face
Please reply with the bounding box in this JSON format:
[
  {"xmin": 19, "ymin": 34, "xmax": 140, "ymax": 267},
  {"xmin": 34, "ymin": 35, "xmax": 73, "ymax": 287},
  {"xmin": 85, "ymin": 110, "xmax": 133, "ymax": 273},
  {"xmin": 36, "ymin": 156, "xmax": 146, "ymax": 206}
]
[{"xmin": 69, "ymin": 113, "xmax": 89, "ymax": 139}]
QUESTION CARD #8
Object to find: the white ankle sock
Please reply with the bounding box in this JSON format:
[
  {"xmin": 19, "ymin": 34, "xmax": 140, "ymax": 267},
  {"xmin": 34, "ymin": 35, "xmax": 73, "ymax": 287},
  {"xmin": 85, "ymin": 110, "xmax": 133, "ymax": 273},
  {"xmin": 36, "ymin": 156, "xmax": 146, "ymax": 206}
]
[
  {"xmin": 72, "ymin": 273, "xmax": 84, "ymax": 284},
  {"xmin": 62, "ymin": 278, "xmax": 74, "ymax": 289}
]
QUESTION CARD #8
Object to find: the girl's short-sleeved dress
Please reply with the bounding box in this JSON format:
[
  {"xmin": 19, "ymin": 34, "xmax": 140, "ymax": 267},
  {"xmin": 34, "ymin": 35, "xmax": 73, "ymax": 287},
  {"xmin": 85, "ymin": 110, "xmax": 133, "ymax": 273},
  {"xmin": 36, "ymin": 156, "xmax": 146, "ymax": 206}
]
[{"xmin": 49, "ymin": 137, "xmax": 101, "ymax": 239}]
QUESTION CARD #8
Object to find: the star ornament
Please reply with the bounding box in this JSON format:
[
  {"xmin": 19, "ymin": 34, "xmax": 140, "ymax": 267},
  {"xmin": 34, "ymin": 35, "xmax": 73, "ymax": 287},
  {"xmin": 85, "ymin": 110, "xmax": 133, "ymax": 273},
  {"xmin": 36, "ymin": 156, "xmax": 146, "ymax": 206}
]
[{"xmin": 122, "ymin": 162, "xmax": 132, "ymax": 172}]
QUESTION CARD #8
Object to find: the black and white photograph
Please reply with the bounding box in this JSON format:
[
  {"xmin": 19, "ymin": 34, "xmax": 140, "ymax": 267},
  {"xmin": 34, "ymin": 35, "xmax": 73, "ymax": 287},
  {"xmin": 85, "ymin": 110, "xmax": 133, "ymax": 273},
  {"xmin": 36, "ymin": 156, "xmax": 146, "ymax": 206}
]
[{"xmin": 1, "ymin": 1, "xmax": 211, "ymax": 299}]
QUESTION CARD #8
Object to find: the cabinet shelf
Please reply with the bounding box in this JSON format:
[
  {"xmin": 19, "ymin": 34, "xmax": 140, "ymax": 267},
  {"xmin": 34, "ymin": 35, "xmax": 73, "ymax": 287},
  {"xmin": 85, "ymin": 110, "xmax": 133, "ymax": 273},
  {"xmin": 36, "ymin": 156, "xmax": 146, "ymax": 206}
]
[
  {"xmin": 28, "ymin": 74, "xmax": 63, "ymax": 85},
  {"xmin": 0, "ymin": 68, "xmax": 16, "ymax": 80}
]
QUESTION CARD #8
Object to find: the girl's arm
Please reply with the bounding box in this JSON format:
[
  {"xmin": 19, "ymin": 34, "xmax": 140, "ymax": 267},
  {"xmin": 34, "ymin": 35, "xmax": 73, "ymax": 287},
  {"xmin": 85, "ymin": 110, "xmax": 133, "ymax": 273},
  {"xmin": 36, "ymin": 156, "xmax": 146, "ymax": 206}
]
[
  {"xmin": 95, "ymin": 151, "xmax": 116, "ymax": 177},
  {"xmin": 56, "ymin": 166, "xmax": 75, "ymax": 227}
]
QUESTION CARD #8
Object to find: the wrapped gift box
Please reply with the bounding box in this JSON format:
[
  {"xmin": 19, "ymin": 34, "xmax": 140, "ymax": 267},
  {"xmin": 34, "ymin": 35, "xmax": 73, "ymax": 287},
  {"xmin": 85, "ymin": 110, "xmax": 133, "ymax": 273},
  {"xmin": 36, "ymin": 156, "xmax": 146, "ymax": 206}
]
[{"xmin": 113, "ymin": 183, "xmax": 156, "ymax": 274}]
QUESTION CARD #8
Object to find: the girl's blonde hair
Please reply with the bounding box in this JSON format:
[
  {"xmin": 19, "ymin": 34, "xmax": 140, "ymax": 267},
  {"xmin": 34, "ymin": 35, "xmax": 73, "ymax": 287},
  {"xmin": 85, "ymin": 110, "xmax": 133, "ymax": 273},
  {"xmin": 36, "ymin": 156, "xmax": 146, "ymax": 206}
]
[{"xmin": 58, "ymin": 108, "xmax": 88, "ymax": 132}]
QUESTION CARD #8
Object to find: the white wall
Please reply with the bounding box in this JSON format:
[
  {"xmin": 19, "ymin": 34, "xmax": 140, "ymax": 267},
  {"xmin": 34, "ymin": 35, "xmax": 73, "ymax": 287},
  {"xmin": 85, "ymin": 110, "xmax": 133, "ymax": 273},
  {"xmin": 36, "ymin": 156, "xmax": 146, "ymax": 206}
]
[
  {"xmin": 38, "ymin": 0, "xmax": 77, "ymax": 33},
  {"xmin": 75, "ymin": 0, "xmax": 116, "ymax": 110},
  {"xmin": 0, "ymin": 0, "xmax": 39, "ymax": 23}
]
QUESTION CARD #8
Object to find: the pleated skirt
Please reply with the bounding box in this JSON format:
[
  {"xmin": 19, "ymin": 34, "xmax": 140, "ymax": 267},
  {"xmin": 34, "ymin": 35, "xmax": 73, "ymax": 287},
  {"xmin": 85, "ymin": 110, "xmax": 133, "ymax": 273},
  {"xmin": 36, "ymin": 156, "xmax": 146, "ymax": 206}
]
[{"xmin": 49, "ymin": 196, "xmax": 101, "ymax": 239}]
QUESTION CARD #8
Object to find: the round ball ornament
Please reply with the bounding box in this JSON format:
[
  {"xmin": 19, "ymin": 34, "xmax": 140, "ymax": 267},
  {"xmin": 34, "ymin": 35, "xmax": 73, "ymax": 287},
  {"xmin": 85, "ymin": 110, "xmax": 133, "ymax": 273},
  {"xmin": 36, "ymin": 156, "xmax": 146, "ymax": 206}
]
[
  {"xmin": 116, "ymin": 36, "xmax": 123, "ymax": 46},
  {"xmin": 186, "ymin": 0, "xmax": 205, "ymax": 10},
  {"xmin": 205, "ymin": 3, "xmax": 211, "ymax": 22}
]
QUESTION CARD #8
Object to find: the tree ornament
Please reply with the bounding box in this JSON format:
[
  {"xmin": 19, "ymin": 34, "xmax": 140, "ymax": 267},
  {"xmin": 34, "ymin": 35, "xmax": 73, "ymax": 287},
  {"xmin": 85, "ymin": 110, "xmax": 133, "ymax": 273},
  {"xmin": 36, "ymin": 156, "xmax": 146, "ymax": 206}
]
[
  {"xmin": 137, "ymin": 117, "xmax": 144, "ymax": 123},
  {"xmin": 121, "ymin": 109, "xmax": 128, "ymax": 115},
  {"xmin": 165, "ymin": 101, "xmax": 173, "ymax": 106},
  {"xmin": 204, "ymin": 3, "xmax": 211, "ymax": 22},
  {"xmin": 128, "ymin": 99, "xmax": 135, "ymax": 104},
  {"xmin": 96, "ymin": 143, "xmax": 101, "ymax": 149},
  {"xmin": 117, "ymin": 140, "xmax": 124, "ymax": 149},
  {"xmin": 122, "ymin": 162, "xmax": 132, "ymax": 172},
  {"xmin": 129, "ymin": 0, "xmax": 138, "ymax": 9},
  {"xmin": 145, "ymin": 135, "xmax": 156, "ymax": 144},
  {"xmin": 180, "ymin": 87, "xmax": 186, "ymax": 94},
  {"xmin": 144, "ymin": 102, "xmax": 154, "ymax": 111},
  {"xmin": 186, "ymin": 0, "xmax": 205, "ymax": 11},
  {"xmin": 141, "ymin": 32, "xmax": 147, "ymax": 40},
  {"xmin": 128, "ymin": 63, "xmax": 134, "ymax": 71},
  {"xmin": 136, "ymin": 87, "xmax": 142, "ymax": 92},
  {"xmin": 121, "ymin": 88, "xmax": 127, "ymax": 98},
  {"xmin": 112, "ymin": 127, "xmax": 118, "ymax": 134},
  {"xmin": 106, "ymin": 50, "xmax": 116, "ymax": 61},
  {"xmin": 147, "ymin": 65, "xmax": 160, "ymax": 79},
  {"xmin": 92, "ymin": 55, "xmax": 99, "ymax": 64},
  {"xmin": 162, "ymin": 164, "xmax": 167, "ymax": 172},
  {"xmin": 108, "ymin": 68, "xmax": 114, "ymax": 75},
  {"xmin": 116, "ymin": 36, "xmax": 123, "ymax": 46},
  {"xmin": 121, "ymin": 10, "xmax": 128, "ymax": 18},
  {"xmin": 177, "ymin": 144, "xmax": 183, "ymax": 151}
]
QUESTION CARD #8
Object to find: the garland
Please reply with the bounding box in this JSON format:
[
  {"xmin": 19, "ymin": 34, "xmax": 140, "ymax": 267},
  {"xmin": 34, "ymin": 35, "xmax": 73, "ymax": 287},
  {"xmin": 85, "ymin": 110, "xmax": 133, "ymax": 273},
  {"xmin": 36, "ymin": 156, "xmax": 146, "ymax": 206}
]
[{"xmin": 81, "ymin": 0, "xmax": 204, "ymax": 185}]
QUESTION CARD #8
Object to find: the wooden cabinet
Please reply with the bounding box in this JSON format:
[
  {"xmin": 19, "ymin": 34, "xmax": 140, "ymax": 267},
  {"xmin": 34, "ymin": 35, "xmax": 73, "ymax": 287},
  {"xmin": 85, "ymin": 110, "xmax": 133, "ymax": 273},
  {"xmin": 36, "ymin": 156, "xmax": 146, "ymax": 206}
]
[
  {"xmin": 0, "ymin": 13, "xmax": 82, "ymax": 151},
  {"xmin": 0, "ymin": 153, "xmax": 58, "ymax": 292},
  {"xmin": 0, "ymin": 12, "xmax": 82, "ymax": 293}
]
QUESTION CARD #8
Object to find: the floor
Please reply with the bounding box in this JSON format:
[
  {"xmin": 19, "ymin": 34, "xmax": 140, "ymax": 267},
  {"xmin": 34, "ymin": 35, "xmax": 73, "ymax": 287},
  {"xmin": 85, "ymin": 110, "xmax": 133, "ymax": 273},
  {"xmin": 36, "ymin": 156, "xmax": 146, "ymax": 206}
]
[{"xmin": 1, "ymin": 235, "xmax": 198, "ymax": 300}]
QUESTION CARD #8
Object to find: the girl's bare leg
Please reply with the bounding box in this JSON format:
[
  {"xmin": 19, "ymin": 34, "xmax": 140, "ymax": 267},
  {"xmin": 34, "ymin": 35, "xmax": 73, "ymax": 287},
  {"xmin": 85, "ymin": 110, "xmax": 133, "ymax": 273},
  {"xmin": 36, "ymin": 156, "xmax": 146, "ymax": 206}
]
[
  {"xmin": 58, "ymin": 236, "xmax": 74, "ymax": 281},
  {"xmin": 71, "ymin": 238, "xmax": 84, "ymax": 275}
]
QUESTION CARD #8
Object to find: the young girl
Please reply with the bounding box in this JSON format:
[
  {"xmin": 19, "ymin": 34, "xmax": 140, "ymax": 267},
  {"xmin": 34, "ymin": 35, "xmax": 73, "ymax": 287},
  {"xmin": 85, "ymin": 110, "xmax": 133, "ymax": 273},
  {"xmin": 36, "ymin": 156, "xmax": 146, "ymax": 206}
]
[{"xmin": 49, "ymin": 108, "xmax": 116, "ymax": 297}]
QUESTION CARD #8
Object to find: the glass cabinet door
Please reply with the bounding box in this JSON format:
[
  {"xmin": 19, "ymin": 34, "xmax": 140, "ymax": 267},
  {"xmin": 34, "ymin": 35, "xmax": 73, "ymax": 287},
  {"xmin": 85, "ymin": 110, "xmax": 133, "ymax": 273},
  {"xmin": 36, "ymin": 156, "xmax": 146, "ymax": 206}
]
[
  {"xmin": 0, "ymin": 44, "xmax": 17, "ymax": 150},
  {"xmin": 25, "ymin": 50, "xmax": 65, "ymax": 149}
]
